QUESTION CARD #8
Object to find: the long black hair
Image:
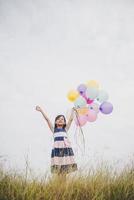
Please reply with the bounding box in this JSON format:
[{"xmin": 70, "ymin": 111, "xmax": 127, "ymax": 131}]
[{"xmin": 54, "ymin": 115, "xmax": 66, "ymax": 129}]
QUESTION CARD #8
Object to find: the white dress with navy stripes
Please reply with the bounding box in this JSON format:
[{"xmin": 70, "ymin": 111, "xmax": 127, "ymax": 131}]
[{"xmin": 51, "ymin": 127, "xmax": 77, "ymax": 174}]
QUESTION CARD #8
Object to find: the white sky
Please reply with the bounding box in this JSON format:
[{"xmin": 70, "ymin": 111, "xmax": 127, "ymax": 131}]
[{"xmin": 0, "ymin": 0, "xmax": 134, "ymax": 174}]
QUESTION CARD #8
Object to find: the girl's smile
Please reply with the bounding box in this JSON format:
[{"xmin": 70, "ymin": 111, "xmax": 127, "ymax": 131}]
[{"xmin": 55, "ymin": 116, "xmax": 65, "ymax": 127}]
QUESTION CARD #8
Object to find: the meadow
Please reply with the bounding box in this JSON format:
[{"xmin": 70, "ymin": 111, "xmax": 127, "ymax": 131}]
[{"xmin": 0, "ymin": 158, "xmax": 134, "ymax": 200}]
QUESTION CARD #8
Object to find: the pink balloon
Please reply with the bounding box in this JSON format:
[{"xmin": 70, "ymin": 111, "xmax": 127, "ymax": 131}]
[
  {"xmin": 86, "ymin": 110, "xmax": 97, "ymax": 122},
  {"xmin": 75, "ymin": 115, "xmax": 87, "ymax": 126},
  {"xmin": 82, "ymin": 94, "xmax": 94, "ymax": 104}
]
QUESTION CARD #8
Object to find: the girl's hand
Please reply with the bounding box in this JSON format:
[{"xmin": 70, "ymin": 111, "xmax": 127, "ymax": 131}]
[
  {"xmin": 36, "ymin": 106, "xmax": 54, "ymax": 133},
  {"xmin": 35, "ymin": 106, "xmax": 42, "ymax": 112},
  {"xmin": 72, "ymin": 107, "xmax": 77, "ymax": 112}
]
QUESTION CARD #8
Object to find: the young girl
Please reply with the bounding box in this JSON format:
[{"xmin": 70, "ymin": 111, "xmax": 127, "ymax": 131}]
[{"xmin": 35, "ymin": 106, "xmax": 78, "ymax": 175}]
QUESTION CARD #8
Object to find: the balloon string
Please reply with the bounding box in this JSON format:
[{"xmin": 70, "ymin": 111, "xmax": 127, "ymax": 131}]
[
  {"xmin": 74, "ymin": 126, "xmax": 83, "ymax": 155},
  {"xmin": 73, "ymin": 108, "xmax": 86, "ymax": 154},
  {"xmin": 74, "ymin": 126, "xmax": 79, "ymax": 155}
]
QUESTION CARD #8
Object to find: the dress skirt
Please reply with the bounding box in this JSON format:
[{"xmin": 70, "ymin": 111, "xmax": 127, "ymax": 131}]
[{"xmin": 51, "ymin": 136, "xmax": 78, "ymax": 174}]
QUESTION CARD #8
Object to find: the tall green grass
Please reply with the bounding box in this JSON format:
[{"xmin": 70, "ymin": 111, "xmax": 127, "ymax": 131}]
[{"xmin": 0, "ymin": 160, "xmax": 134, "ymax": 200}]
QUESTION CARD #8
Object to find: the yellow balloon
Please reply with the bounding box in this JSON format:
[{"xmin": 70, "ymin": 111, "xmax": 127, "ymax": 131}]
[
  {"xmin": 86, "ymin": 80, "xmax": 99, "ymax": 89},
  {"xmin": 67, "ymin": 90, "xmax": 79, "ymax": 102},
  {"xmin": 76, "ymin": 107, "xmax": 88, "ymax": 115}
]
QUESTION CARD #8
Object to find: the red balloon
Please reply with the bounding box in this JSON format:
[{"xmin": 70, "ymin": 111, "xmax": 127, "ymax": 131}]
[
  {"xmin": 87, "ymin": 98, "xmax": 94, "ymax": 104},
  {"xmin": 82, "ymin": 94, "xmax": 94, "ymax": 104}
]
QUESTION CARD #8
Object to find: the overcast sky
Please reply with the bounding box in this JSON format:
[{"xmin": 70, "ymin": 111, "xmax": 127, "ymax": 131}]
[{"xmin": 0, "ymin": 0, "xmax": 134, "ymax": 175}]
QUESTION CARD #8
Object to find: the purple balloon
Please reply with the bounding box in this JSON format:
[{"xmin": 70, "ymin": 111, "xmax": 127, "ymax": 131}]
[
  {"xmin": 77, "ymin": 84, "xmax": 87, "ymax": 95},
  {"xmin": 100, "ymin": 102, "xmax": 113, "ymax": 114}
]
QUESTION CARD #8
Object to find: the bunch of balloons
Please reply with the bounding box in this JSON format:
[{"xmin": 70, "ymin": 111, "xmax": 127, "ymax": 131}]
[{"xmin": 67, "ymin": 80, "xmax": 113, "ymax": 127}]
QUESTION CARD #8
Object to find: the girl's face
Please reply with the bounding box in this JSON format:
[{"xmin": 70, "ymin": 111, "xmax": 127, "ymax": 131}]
[{"xmin": 55, "ymin": 116, "xmax": 66, "ymax": 127}]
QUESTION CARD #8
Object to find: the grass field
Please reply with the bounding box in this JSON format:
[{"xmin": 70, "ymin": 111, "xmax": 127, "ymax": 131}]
[{"xmin": 0, "ymin": 159, "xmax": 134, "ymax": 200}]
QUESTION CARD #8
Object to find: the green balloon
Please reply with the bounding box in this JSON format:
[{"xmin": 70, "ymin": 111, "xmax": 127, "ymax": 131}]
[
  {"xmin": 74, "ymin": 96, "xmax": 87, "ymax": 108},
  {"xmin": 96, "ymin": 90, "xmax": 109, "ymax": 103},
  {"xmin": 85, "ymin": 87, "xmax": 99, "ymax": 100}
]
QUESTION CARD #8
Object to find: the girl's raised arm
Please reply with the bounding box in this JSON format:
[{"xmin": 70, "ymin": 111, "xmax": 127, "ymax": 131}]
[
  {"xmin": 35, "ymin": 106, "xmax": 54, "ymax": 133},
  {"xmin": 65, "ymin": 108, "xmax": 75, "ymax": 132}
]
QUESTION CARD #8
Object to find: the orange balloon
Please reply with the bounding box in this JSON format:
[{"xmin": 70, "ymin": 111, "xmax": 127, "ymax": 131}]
[
  {"xmin": 76, "ymin": 107, "xmax": 88, "ymax": 115},
  {"xmin": 86, "ymin": 80, "xmax": 99, "ymax": 89}
]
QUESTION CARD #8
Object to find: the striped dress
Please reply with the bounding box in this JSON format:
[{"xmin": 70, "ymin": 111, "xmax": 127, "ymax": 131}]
[{"xmin": 51, "ymin": 127, "xmax": 78, "ymax": 174}]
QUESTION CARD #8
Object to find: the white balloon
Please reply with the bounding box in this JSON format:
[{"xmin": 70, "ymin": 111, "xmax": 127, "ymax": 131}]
[{"xmin": 88, "ymin": 102, "xmax": 100, "ymax": 113}]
